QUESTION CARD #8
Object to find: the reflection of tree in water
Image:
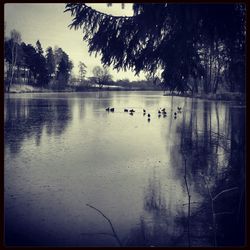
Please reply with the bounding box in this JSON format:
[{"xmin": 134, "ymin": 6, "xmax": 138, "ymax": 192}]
[
  {"xmin": 91, "ymin": 92, "xmax": 113, "ymax": 116},
  {"xmin": 126, "ymin": 99, "xmax": 245, "ymax": 246},
  {"xmin": 4, "ymin": 97, "xmax": 72, "ymax": 155},
  {"xmin": 126, "ymin": 168, "xmax": 186, "ymax": 246},
  {"xmin": 144, "ymin": 168, "xmax": 166, "ymax": 214},
  {"xmin": 174, "ymin": 99, "xmax": 245, "ymax": 246}
]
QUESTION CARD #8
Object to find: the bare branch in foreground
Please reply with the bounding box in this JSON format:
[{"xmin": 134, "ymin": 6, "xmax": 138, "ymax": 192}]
[{"xmin": 86, "ymin": 203, "xmax": 122, "ymax": 246}]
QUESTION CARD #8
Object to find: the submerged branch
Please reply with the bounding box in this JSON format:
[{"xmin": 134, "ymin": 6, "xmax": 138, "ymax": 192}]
[
  {"xmin": 81, "ymin": 232, "xmax": 115, "ymax": 237},
  {"xmin": 202, "ymin": 176, "xmax": 217, "ymax": 247},
  {"xmin": 183, "ymin": 158, "xmax": 191, "ymax": 247},
  {"xmin": 86, "ymin": 203, "xmax": 122, "ymax": 246},
  {"xmin": 212, "ymin": 187, "xmax": 239, "ymax": 201}
]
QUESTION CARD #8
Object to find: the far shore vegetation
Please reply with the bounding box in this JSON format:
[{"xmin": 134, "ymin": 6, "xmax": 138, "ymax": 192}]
[{"xmin": 4, "ymin": 4, "xmax": 245, "ymax": 104}]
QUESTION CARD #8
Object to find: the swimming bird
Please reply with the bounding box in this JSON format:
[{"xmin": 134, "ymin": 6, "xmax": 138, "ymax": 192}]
[
  {"xmin": 158, "ymin": 110, "xmax": 161, "ymax": 115},
  {"xmin": 110, "ymin": 108, "xmax": 115, "ymax": 112},
  {"xmin": 148, "ymin": 113, "xmax": 151, "ymax": 118},
  {"xmin": 124, "ymin": 109, "xmax": 128, "ymax": 112},
  {"xmin": 105, "ymin": 107, "xmax": 110, "ymax": 111},
  {"xmin": 143, "ymin": 109, "xmax": 146, "ymax": 113},
  {"xmin": 174, "ymin": 112, "xmax": 177, "ymax": 116}
]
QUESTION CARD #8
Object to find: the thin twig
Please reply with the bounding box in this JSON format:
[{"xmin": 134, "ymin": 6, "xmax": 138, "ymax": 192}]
[
  {"xmin": 86, "ymin": 203, "xmax": 122, "ymax": 246},
  {"xmin": 202, "ymin": 176, "xmax": 217, "ymax": 247},
  {"xmin": 81, "ymin": 232, "xmax": 115, "ymax": 237},
  {"xmin": 184, "ymin": 158, "xmax": 191, "ymax": 247},
  {"xmin": 214, "ymin": 211, "xmax": 234, "ymax": 216},
  {"xmin": 182, "ymin": 201, "xmax": 202, "ymax": 206},
  {"xmin": 212, "ymin": 187, "xmax": 238, "ymax": 201}
]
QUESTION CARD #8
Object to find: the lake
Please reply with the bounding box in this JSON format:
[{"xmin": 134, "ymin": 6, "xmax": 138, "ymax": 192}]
[{"xmin": 4, "ymin": 91, "xmax": 245, "ymax": 246}]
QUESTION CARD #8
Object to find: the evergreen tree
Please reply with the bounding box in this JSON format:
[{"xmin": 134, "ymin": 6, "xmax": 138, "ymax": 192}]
[
  {"xmin": 65, "ymin": 3, "xmax": 246, "ymax": 94},
  {"xmin": 34, "ymin": 40, "xmax": 49, "ymax": 86},
  {"xmin": 36, "ymin": 40, "xmax": 44, "ymax": 55},
  {"xmin": 56, "ymin": 51, "xmax": 73, "ymax": 88},
  {"xmin": 45, "ymin": 47, "xmax": 56, "ymax": 80}
]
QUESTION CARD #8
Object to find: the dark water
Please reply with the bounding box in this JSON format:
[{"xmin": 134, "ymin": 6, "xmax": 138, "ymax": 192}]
[{"xmin": 4, "ymin": 91, "xmax": 245, "ymax": 246}]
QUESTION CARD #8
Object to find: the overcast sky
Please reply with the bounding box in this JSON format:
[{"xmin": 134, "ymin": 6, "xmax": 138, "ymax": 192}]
[{"xmin": 4, "ymin": 3, "xmax": 146, "ymax": 81}]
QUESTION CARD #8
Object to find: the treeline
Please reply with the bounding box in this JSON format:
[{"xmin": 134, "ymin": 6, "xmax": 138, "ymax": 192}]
[{"xmin": 4, "ymin": 29, "xmax": 73, "ymax": 92}]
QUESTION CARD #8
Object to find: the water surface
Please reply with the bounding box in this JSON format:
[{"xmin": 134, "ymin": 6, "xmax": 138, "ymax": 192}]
[{"xmin": 4, "ymin": 91, "xmax": 245, "ymax": 246}]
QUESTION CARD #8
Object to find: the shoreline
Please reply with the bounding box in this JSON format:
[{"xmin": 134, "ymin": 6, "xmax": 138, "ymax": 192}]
[
  {"xmin": 4, "ymin": 85, "xmax": 245, "ymax": 103},
  {"xmin": 163, "ymin": 92, "xmax": 245, "ymax": 103}
]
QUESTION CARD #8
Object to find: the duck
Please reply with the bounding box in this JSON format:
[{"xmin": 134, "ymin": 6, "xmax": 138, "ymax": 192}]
[
  {"xmin": 143, "ymin": 109, "xmax": 146, "ymax": 113},
  {"xmin": 148, "ymin": 118, "xmax": 151, "ymax": 122},
  {"xmin": 148, "ymin": 113, "xmax": 151, "ymax": 118},
  {"xmin": 158, "ymin": 110, "xmax": 161, "ymax": 115},
  {"xmin": 105, "ymin": 107, "xmax": 110, "ymax": 111},
  {"xmin": 162, "ymin": 110, "xmax": 167, "ymax": 115},
  {"xmin": 110, "ymin": 108, "xmax": 115, "ymax": 112},
  {"xmin": 174, "ymin": 112, "xmax": 177, "ymax": 116},
  {"xmin": 129, "ymin": 112, "xmax": 134, "ymax": 116},
  {"xmin": 124, "ymin": 109, "xmax": 128, "ymax": 112}
]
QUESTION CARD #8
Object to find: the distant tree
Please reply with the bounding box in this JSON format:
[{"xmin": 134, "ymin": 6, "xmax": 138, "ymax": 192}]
[
  {"xmin": 33, "ymin": 40, "xmax": 49, "ymax": 86},
  {"xmin": 45, "ymin": 47, "xmax": 56, "ymax": 80},
  {"xmin": 146, "ymin": 73, "xmax": 161, "ymax": 86},
  {"xmin": 4, "ymin": 39, "xmax": 12, "ymax": 85},
  {"xmin": 78, "ymin": 61, "xmax": 87, "ymax": 83},
  {"xmin": 92, "ymin": 66, "xmax": 112, "ymax": 88},
  {"xmin": 56, "ymin": 51, "xmax": 73, "ymax": 88},
  {"xmin": 36, "ymin": 40, "xmax": 44, "ymax": 55},
  {"xmin": 21, "ymin": 43, "xmax": 37, "ymax": 84},
  {"xmin": 54, "ymin": 47, "xmax": 64, "ymax": 69},
  {"xmin": 5, "ymin": 29, "xmax": 22, "ymax": 91}
]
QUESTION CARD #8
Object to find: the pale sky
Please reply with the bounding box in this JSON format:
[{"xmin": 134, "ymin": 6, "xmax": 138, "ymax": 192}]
[{"xmin": 4, "ymin": 3, "xmax": 146, "ymax": 81}]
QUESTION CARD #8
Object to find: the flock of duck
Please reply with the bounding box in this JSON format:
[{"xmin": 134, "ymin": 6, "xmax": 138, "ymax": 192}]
[{"xmin": 105, "ymin": 106, "xmax": 182, "ymax": 122}]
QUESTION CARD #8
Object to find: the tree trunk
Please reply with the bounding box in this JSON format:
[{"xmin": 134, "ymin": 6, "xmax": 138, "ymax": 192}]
[
  {"xmin": 213, "ymin": 63, "xmax": 220, "ymax": 94},
  {"xmin": 209, "ymin": 49, "xmax": 212, "ymax": 93},
  {"xmin": 194, "ymin": 77, "xmax": 198, "ymax": 94},
  {"xmin": 9, "ymin": 42, "xmax": 18, "ymax": 90},
  {"xmin": 230, "ymin": 79, "xmax": 235, "ymax": 92}
]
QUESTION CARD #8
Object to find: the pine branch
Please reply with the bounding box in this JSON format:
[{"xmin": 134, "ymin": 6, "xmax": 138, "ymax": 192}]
[{"xmin": 65, "ymin": 3, "xmax": 133, "ymax": 20}]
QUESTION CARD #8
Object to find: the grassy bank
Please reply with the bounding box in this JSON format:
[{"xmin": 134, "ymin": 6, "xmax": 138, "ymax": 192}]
[
  {"xmin": 164, "ymin": 91, "xmax": 245, "ymax": 103},
  {"xmin": 5, "ymin": 84, "xmax": 245, "ymax": 104},
  {"xmin": 5, "ymin": 84, "xmax": 159, "ymax": 93}
]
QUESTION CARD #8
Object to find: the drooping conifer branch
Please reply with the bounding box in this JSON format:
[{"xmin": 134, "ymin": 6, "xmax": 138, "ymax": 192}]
[
  {"xmin": 65, "ymin": 3, "xmax": 169, "ymax": 77},
  {"xmin": 65, "ymin": 3, "xmax": 246, "ymax": 93}
]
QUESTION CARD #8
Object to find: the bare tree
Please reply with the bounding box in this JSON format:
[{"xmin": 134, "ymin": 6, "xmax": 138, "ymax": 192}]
[
  {"xmin": 92, "ymin": 66, "xmax": 112, "ymax": 89},
  {"xmin": 8, "ymin": 29, "xmax": 21, "ymax": 91},
  {"xmin": 78, "ymin": 61, "xmax": 87, "ymax": 84}
]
